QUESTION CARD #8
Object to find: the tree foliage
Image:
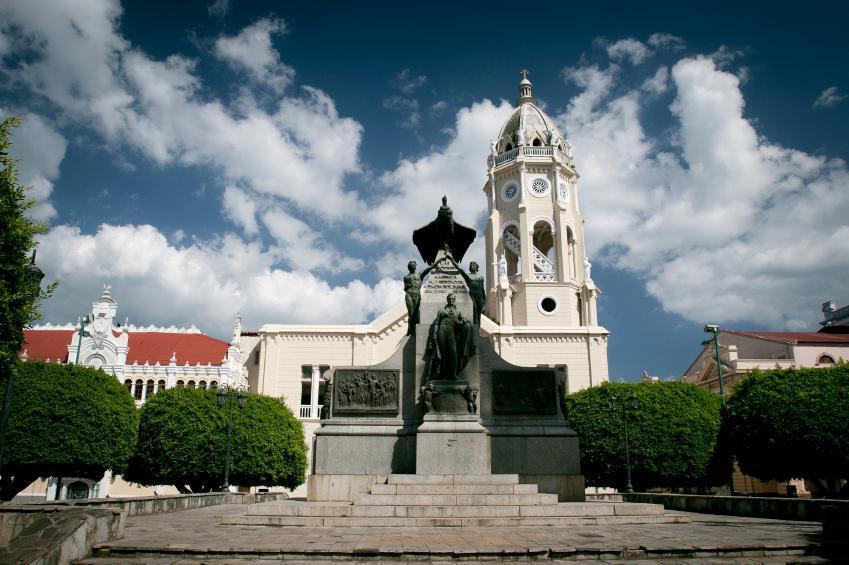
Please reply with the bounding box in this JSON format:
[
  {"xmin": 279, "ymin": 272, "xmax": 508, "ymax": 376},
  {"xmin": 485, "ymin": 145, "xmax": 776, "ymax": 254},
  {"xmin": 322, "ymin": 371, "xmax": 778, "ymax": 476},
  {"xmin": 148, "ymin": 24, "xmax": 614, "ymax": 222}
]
[
  {"xmin": 565, "ymin": 380, "xmax": 725, "ymax": 490},
  {"xmin": 724, "ymin": 364, "xmax": 849, "ymax": 495},
  {"xmin": 126, "ymin": 388, "xmax": 307, "ymax": 493},
  {"xmin": 0, "ymin": 361, "xmax": 138, "ymax": 500},
  {"xmin": 0, "ymin": 116, "xmax": 57, "ymax": 376}
]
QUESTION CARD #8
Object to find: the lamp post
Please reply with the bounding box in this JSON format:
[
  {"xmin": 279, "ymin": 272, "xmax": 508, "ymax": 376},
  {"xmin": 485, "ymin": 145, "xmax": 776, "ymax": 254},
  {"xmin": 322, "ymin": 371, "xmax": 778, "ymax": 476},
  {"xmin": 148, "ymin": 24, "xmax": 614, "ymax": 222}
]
[
  {"xmin": 74, "ymin": 314, "xmax": 93, "ymax": 366},
  {"xmin": 703, "ymin": 324, "xmax": 736, "ymax": 496},
  {"xmin": 608, "ymin": 393, "xmax": 638, "ymax": 493},
  {"xmin": 217, "ymin": 386, "xmax": 246, "ymax": 491},
  {"xmin": 0, "ymin": 251, "xmax": 45, "ymax": 492}
]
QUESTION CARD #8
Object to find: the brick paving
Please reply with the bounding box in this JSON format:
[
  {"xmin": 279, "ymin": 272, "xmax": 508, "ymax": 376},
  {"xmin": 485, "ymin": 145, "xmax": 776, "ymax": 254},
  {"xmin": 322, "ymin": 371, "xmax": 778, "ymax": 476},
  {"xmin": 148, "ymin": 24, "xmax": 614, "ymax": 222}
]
[{"xmin": 77, "ymin": 501, "xmax": 836, "ymax": 563}]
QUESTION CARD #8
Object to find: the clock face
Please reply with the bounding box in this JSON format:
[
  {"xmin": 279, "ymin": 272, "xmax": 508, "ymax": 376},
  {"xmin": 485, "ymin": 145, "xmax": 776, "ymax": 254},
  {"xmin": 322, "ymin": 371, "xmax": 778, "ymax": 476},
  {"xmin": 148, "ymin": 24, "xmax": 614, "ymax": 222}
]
[
  {"xmin": 501, "ymin": 181, "xmax": 519, "ymax": 202},
  {"xmin": 558, "ymin": 183, "xmax": 569, "ymax": 202},
  {"xmin": 530, "ymin": 178, "xmax": 550, "ymax": 197}
]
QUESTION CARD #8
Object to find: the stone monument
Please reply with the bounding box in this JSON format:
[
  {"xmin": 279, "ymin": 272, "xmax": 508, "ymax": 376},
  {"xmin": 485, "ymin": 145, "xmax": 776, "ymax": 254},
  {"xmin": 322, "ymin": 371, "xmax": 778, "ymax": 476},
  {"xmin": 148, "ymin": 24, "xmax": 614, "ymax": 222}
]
[{"xmin": 309, "ymin": 197, "xmax": 583, "ymax": 502}]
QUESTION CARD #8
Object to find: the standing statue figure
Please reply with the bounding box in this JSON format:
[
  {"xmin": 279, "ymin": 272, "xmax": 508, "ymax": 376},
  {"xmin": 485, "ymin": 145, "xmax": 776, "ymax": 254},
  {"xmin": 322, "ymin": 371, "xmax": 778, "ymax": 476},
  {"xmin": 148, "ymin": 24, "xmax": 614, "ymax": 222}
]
[
  {"xmin": 584, "ymin": 257, "xmax": 592, "ymax": 280},
  {"xmin": 489, "ymin": 139, "xmax": 498, "ymax": 156},
  {"xmin": 498, "ymin": 253, "xmax": 508, "ymax": 280},
  {"xmin": 448, "ymin": 256, "xmax": 485, "ymax": 326},
  {"xmin": 516, "ymin": 128, "xmax": 526, "ymax": 146},
  {"xmin": 404, "ymin": 260, "xmax": 436, "ymax": 335},
  {"xmin": 425, "ymin": 293, "xmax": 476, "ymax": 380},
  {"xmin": 547, "ymin": 128, "xmax": 558, "ymax": 145}
]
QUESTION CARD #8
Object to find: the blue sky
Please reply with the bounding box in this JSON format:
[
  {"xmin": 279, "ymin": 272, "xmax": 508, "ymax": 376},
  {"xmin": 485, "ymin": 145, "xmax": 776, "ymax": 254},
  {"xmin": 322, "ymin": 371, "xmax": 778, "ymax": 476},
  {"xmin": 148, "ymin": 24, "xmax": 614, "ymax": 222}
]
[{"xmin": 2, "ymin": 0, "xmax": 848, "ymax": 380}]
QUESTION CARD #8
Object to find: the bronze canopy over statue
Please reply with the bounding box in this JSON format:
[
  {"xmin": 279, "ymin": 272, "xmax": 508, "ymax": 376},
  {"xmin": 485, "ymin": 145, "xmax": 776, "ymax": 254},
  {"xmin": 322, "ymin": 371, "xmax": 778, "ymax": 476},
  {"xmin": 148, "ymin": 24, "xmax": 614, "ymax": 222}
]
[{"xmin": 412, "ymin": 196, "xmax": 476, "ymax": 264}]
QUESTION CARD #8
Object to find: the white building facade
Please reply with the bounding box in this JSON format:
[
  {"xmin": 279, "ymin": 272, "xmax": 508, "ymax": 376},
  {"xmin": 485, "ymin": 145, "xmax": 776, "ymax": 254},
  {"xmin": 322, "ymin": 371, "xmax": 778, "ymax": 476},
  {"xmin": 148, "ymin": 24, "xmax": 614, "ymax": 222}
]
[{"xmin": 18, "ymin": 286, "xmax": 246, "ymax": 501}]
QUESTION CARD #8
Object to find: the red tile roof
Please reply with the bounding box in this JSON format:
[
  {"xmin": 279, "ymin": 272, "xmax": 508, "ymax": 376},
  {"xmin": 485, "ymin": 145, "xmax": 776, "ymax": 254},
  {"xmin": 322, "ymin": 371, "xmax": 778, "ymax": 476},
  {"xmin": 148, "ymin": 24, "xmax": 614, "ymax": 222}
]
[
  {"xmin": 21, "ymin": 329, "xmax": 229, "ymax": 365},
  {"xmin": 126, "ymin": 333, "xmax": 229, "ymax": 365},
  {"xmin": 734, "ymin": 331, "xmax": 849, "ymax": 344},
  {"xmin": 22, "ymin": 330, "xmax": 74, "ymax": 362}
]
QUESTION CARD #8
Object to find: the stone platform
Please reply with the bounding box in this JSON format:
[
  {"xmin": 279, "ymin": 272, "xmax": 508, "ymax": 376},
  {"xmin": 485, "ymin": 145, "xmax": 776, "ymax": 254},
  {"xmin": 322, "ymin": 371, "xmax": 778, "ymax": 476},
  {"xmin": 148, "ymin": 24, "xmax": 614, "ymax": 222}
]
[
  {"xmin": 224, "ymin": 474, "xmax": 682, "ymax": 528},
  {"xmin": 78, "ymin": 502, "xmax": 828, "ymax": 564}
]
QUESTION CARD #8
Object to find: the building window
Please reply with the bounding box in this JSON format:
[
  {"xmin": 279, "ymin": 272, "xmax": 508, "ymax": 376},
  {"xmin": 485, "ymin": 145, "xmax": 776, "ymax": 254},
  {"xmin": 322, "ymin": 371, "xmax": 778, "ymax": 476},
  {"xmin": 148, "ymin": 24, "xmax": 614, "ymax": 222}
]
[
  {"xmin": 187, "ymin": 380, "xmax": 196, "ymax": 389},
  {"xmin": 176, "ymin": 380, "xmax": 185, "ymax": 388},
  {"xmin": 538, "ymin": 295, "xmax": 558, "ymax": 315},
  {"xmin": 198, "ymin": 380, "xmax": 207, "ymax": 390},
  {"xmin": 818, "ymin": 354, "xmax": 836, "ymax": 366},
  {"xmin": 145, "ymin": 379, "xmax": 155, "ymax": 398},
  {"xmin": 124, "ymin": 379, "xmax": 133, "ymax": 394},
  {"xmin": 254, "ymin": 350, "xmax": 260, "ymax": 365},
  {"xmin": 210, "ymin": 380, "xmax": 218, "ymax": 389},
  {"xmin": 134, "ymin": 379, "xmax": 143, "ymax": 400},
  {"xmin": 157, "ymin": 379, "xmax": 166, "ymax": 393}
]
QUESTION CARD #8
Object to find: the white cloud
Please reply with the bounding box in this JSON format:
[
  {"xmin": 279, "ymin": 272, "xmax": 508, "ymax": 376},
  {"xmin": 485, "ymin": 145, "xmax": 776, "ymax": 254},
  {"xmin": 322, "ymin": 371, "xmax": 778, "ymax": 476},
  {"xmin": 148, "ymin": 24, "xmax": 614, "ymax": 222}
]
[
  {"xmin": 261, "ymin": 207, "xmax": 364, "ymax": 273},
  {"xmin": 370, "ymin": 99, "xmax": 514, "ymax": 243},
  {"xmin": 35, "ymin": 224, "xmax": 401, "ymax": 335},
  {"xmin": 813, "ymin": 86, "xmax": 847, "ymax": 109},
  {"xmin": 0, "ymin": 0, "xmax": 131, "ymax": 138},
  {"xmin": 222, "ymin": 185, "xmax": 259, "ymax": 235},
  {"xmin": 641, "ymin": 66, "xmax": 669, "ymax": 94},
  {"xmin": 207, "ymin": 0, "xmax": 230, "ymax": 18},
  {"xmin": 393, "ymin": 69, "xmax": 427, "ymax": 94},
  {"xmin": 559, "ymin": 54, "xmax": 849, "ymax": 328},
  {"xmin": 1, "ymin": 3, "xmax": 366, "ymax": 223},
  {"xmin": 3, "ymin": 111, "xmax": 67, "ymax": 222},
  {"xmin": 648, "ymin": 33, "xmax": 685, "ymax": 50},
  {"xmin": 606, "ymin": 38, "xmax": 651, "ymax": 65},
  {"xmin": 213, "ymin": 18, "xmax": 294, "ymax": 93}
]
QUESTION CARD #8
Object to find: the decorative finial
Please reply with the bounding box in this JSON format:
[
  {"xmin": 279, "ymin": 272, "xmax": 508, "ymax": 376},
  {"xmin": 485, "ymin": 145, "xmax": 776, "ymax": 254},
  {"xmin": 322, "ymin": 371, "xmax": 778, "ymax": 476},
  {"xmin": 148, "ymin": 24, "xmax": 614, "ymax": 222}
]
[{"xmin": 517, "ymin": 69, "xmax": 534, "ymax": 106}]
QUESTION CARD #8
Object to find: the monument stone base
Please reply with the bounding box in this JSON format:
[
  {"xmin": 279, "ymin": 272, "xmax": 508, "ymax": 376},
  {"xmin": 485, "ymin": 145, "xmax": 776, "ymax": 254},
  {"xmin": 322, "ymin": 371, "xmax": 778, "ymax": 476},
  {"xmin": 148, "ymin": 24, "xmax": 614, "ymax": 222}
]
[{"xmin": 415, "ymin": 414, "xmax": 490, "ymax": 475}]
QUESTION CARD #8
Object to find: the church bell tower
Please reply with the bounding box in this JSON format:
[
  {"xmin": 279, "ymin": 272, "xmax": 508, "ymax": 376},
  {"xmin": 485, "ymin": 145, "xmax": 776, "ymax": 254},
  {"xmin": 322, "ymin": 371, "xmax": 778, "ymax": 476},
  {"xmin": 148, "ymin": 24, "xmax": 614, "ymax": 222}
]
[{"xmin": 484, "ymin": 71, "xmax": 601, "ymax": 330}]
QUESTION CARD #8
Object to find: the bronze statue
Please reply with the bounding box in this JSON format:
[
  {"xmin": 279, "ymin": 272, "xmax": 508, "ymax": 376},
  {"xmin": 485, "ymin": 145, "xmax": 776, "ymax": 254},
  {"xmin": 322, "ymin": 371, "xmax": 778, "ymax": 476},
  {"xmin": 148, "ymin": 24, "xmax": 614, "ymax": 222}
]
[
  {"xmin": 424, "ymin": 293, "xmax": 476, "ymax": 380},
  {"xmin": 404, "ymin": 260, "xmax": 435, "ymax": 335},
  {"xmin": 448, "ymin": 257, "xmax": 485, "ymax": 325},
  {"xmin": 412, "ymin": 196, "xmax": 476, "ymax": 265}
]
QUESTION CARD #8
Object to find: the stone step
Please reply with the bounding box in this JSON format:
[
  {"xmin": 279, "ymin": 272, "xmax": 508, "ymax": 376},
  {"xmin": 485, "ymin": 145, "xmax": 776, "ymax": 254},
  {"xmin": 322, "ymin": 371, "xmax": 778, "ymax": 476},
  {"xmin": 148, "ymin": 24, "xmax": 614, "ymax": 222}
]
[
  {"xmin": 386, "ymin": 473, "xmax": 520, "ymax": 485},
  {"xmin": 353, "ymin": 493, "xmax": 558, "ymax": 506},
  {"xmin": 222, "ymin": 513, "xmax": 690, "ymax": 527},
  {"xmin": 244, "ymin": 502, "xmax": 664, "ymax": 518},
  {"xmin": 369, "ymin": 482, "xmax": 538, "ymax": 495}
]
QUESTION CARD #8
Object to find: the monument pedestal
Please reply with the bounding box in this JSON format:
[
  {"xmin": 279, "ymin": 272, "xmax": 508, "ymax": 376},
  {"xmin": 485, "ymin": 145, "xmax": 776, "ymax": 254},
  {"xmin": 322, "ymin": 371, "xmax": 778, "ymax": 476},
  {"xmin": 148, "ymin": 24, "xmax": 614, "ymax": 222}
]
[{"xmin": 416, "ymin": 414, "xmax": 490, "ymax": 474}]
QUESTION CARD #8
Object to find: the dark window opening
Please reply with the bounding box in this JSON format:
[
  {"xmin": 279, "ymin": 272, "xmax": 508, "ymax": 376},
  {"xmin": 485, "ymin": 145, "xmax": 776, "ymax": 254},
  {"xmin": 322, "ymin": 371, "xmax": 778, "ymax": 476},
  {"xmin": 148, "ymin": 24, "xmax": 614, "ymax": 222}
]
[{"xmin": 541, "ymin": 297, "xmax": 557, "ymax": 313}]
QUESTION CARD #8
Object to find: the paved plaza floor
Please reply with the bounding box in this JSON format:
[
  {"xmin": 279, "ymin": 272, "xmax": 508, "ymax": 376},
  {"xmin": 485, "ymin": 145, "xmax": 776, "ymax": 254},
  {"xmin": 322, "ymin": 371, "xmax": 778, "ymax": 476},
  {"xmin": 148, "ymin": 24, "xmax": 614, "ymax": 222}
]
[{"xmin": 77, "ymin": 501, "xmax": 839, "ymax": 564}]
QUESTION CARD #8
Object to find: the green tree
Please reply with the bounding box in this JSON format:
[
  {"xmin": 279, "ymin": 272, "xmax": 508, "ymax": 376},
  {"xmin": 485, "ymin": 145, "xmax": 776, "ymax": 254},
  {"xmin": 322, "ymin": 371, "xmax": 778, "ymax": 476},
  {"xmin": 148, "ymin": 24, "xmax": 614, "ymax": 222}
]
[
  {"xmin": 0, "ymin": 361, "xmax": 138, "ymax": 500},
  {"xmin": 126, "ymin": 388, "xmax": 307, "ymax": 493},
  {"xmin": 565, "ymin": 380, "xmax": 725, "ymax": 490},
  {"xmin": 0, "ymin": 116, "xmax": 57, "ymax": 376},
  {"xmin": 724, "ymin": 365, "xmax": 849, "ymax": 497}
]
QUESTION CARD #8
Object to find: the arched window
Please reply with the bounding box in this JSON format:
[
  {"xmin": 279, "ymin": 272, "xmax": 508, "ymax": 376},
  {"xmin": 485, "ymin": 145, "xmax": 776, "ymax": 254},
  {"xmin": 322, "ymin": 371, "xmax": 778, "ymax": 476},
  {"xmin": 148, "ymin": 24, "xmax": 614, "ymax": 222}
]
[
  {"xmin": 532, "ymin": 219, "xmax": 555, "ymax": 281},
  {"xmin": 532, "ymin": 138, "xmax": 542, "ymax": 147},
  {"xmin": 503, "ymin": 225, "xmax": 521, "ymax": 279},
  {"xmin": 505, "ymin": 143, "xmax": 513, "ymax": 151},
  {"xmin": 187, "ymin": 380, "xmax": 196, "ymax": 389},
  {"xmin": 134, "ymin": 379, "xmax": 143, "ymax": 400},
  {"xmin": 176, "ymin": 380, "xmax": 185, "ymax": 388},
  {"xmin": 145, "ymin": 379, "xmax": 155, "ymax": 398},
  {"xmin": 157, "ymin": 379, "xmax": 166, "ymax": 393},
  {"xmin": 210, "ymin": 381, "xmax": 218, "ymax": 389},
  {"xmin": 124, "ymin": 379, "xmax": 133, "ymax": 394},
  {"xmin": 198, "ymin": 380, "xmax": 207, "ymax": 390},
  {"xmin": 818, "ymin": 354, "xmax": 836, "ymax": 366}
]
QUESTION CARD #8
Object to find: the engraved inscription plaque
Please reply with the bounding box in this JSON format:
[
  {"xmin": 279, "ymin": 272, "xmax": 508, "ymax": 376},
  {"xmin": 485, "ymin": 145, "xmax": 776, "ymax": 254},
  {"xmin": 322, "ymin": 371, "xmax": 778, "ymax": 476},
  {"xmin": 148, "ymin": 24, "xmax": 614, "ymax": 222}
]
[
  {"xmin": 492, "ymin": 370, "xmax": 558, "ymax": 415},
  {"xmin": 332, "ymin": 369, "xmax": 399, "ymax": 415}
]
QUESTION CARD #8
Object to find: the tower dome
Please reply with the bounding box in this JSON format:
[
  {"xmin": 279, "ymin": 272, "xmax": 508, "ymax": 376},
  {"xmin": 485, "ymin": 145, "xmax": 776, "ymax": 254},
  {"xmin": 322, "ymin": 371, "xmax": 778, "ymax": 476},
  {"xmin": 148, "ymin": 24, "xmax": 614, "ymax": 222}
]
[{"xmin": 494, "ymin": 71, "xmax": 565, "ymax": 154}]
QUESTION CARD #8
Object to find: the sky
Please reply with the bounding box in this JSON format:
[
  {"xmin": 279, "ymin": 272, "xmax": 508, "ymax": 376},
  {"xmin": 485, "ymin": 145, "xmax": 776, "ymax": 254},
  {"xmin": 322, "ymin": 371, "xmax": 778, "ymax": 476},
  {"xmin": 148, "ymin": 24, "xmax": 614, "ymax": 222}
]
[{"xmin": 1, "ymin": 0, "xmax": 848, "ymax": 381}]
